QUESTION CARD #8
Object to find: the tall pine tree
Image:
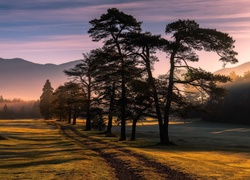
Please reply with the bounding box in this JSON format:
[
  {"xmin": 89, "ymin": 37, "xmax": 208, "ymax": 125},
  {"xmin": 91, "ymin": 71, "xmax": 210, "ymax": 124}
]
[
  {"xmin": 88, "ymin": 8, "xmax": 142, "ymax": 140},
  {"xmin": 39, "ymin": 79, "xmax": 54, "ymax": 120}
]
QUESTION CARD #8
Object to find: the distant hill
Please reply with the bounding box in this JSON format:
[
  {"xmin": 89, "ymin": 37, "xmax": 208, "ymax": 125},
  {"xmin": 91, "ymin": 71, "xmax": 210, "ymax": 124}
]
[
  {"xmin": 1, "ymin": 58, "xmax": 250, "ymax": 100},
  {"xmin": 214, "ymin": 61, "xmax": 250, "ymax": 76},
  {"xmin": 0, "ymin": 58, "xmax": 81, "ymax": 100}
]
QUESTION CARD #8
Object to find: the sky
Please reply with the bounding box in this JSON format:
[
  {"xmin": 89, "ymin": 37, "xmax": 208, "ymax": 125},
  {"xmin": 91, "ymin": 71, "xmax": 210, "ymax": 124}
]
[{"xmin": 1, "ymin": 0, "xmax": 250, "ymax": 75}]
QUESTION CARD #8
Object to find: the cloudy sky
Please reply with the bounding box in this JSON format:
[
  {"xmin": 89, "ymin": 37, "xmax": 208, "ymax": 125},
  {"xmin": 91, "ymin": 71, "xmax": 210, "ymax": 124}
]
[{"xmin": 1, "ymin": 0, "xmax": 250, "ymax": 74}]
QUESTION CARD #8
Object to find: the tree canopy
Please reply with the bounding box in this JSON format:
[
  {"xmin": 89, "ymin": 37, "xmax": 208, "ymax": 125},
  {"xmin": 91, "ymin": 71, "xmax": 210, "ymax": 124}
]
[
  {"xmin": 45, "ymin": 8, "xmax": 239, "ymax": 145},
  {"xmin": 88, "ymin": 8, "xmax": 143, "ymax": 140}
]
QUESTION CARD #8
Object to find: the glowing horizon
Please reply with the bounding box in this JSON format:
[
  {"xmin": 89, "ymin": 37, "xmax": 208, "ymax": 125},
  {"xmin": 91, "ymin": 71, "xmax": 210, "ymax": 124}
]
[{"xmin": 1, "ymin": 0, "xmax": 250, "ymax": 100}]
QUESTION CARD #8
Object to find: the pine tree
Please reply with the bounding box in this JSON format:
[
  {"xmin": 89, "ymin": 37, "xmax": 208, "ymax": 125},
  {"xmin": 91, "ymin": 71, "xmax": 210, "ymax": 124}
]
[
  {"xmin": 39, "ymin": 79, "xmax": 54, "ymax": 120},
  {"xmin": 0, "ymin": 95, "xmax": 4, "ymax": 102},
  {"xmin": 88, "ymin": 8, "xmax": 142, "ymax": 140},
  {"xmin": 1, "ymin": 104, "xmax": 11, "ymax": 119},
  {"xmin": 64, "ymin": 52, "xmax": 98, "ymax": 130},
  {"xmin": 161, "ymin": 19, "xmax": 238, "ymax": 144}
]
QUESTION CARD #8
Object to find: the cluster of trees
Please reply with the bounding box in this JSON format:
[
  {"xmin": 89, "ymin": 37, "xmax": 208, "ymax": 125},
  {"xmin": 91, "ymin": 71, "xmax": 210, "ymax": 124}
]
[
  {"xmin": 228, "ymin": 71, "xmax": 250, "ymax": 82},
  {"xmin": 40, "ymin": 8, "xmax": 238, "ymax": 144},
  {"xmin": 0, "ymin": 96, "xmax": 41, "ymax": 119},
  {"xmin": 204, "ymin": 71, "xmax": 250, "ymax": 124},
  {"xmin": 40, "ymin": 79, "xmax": 88, "ymax": 125}
]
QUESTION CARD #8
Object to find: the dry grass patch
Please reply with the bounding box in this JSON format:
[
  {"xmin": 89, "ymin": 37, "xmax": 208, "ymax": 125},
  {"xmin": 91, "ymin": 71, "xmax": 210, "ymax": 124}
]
[
  {"xmin": 129, "ymin": 147, "xmax": 250, "ymax": 180},
  {"xmin": 84, "ymin": 119, "xmax": 250, "ymax": 180},
  {"xmin": 3, "ymin": 119, "xmax": 248, "ymax": 179},
  {"xmin": 0, "ymin": 119, "xmax": 116, "ymax": 180}
]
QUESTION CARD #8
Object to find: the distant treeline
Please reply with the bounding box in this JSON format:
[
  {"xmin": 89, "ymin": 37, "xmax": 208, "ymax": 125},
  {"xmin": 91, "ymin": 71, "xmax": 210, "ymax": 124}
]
[
  {"xmin": 204, "ymin": 71, "xmax": 250, "ymax": 125},
  {"xmin": 0, "ymin": 96, "xmax": 42, "ymax": 119}
]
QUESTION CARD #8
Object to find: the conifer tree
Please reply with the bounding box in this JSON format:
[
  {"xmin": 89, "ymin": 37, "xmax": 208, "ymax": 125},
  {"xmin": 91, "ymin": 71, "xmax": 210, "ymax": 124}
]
[
  {"xmin": 39, "ymin": 79, "xmax": 54, "ymax": 120},
  {"xmin": 88, "ymin": 8, "xmax": 142, "ymax": 140},
  {"xmin": 64, "ymin": 52, "xmax": 97, "ymax": 130},
  {"xmin": 161, "ymin": 19, "xmax": 238, "ymax": 144}
]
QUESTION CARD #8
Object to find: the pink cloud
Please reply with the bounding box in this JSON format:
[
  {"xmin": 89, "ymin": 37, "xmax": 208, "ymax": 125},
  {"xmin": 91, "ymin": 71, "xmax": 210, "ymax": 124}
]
[
  {"xmin": 1, "ymin": 0, "xmax": 250, "ymax": 69},
  {"xmin": 0, "ymin": 35, "xmax": 100, "ymax": 51},
  {"xmin": 0, "ymin": 34, "xmax": 102, "ymax": 64}
]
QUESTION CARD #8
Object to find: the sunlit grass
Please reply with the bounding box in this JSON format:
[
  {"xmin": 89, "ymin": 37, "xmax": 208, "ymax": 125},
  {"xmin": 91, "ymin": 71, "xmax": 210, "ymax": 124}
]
[
  {"xmin": 129, "ymin": 147, "xmax": 250, "ymax": 180},
  {"xmin": 0, "ymin": 119, "xmax": 115, "ymax": 180},
  {"xmin": 1, "ymin": 119, "xmax": 249, "ymax": 179},
  {"xmin": 74, "ymin": 119, "xmax": 250, "ymax": 180},
  {"xmin": 91, "ymin": 132, "xmax": 250, "ymax": 180}
]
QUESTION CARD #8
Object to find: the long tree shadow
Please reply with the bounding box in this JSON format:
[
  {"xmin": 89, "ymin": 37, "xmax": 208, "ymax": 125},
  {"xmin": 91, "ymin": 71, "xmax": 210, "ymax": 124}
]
[
  {"xmin": 118, "ymin": 119, "xmax": 250, "ymax": 153},
  {"xmin": 0, "ymin": 120, "xmax": 100, "ymax": 174},
  {"xmin": 0, "ymin": 157, "xmax": 84, "ymax": 169},
  {"xmin": 53, "ymin": 121, "xmax": 195, "ymax": 180}
]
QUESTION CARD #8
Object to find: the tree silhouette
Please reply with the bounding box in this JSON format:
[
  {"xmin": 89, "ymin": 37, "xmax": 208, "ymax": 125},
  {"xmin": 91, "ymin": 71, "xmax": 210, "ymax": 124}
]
[
  {"xmin": 64, "ymin": 52, "xmax": 98, "ymax": 130},
  {"xmin": 88, "ymin": 8, "xmax": 142, "ymax": 140},
  {"xmin": 228, "ymin": 71, "xmax": 240, "ymax": 82},
  {"xmin": 90, "ymin": 47, "xmax": 145, "ymax": 136},
  {"xmin": 243, "ymin": 71, "xmax": 250, "ymax": 80},
  {"xmin": 126, "ymin": 79, "xmax": 154, "ymax": 140},
  {"xmin": 64, "ymin": 82, "xmax": 85, "ymax": 125},
  {"xmin": 0, "ymin": 95, "xmax": 4, "ymax": 102},
  {"xmin": 205, "ymin": 71, "xmax": 250, "ymax": 124},
  {"xmin": 89, "ymin": 48, "xmax": 120, "ymax": 134},
  {"xmin": 124, "ymin": 31, "xmax": 169, "ymax": 143},
  {"xmin": 51, "ymin": 85, "xmax": 68, "ymax": 121},
  {"xmin": 0, "ymin": 104, "xmax": 12, "ymax": 119},
  {"xmin": 39, "ymin": 79, "xmax": 54, "ymax": 120},
  {"xmin": 160, "ymin": 19, "xmax": 238, "ymax": 144}
]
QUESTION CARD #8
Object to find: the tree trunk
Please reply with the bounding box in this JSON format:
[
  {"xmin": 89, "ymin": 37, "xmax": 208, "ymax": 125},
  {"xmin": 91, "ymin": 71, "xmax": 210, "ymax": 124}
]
[
  {"xmin": 144, "ymin": 47, "xmax": 168, "ymax": 144},
  {"xmin": 85, "ymin": 102, "xmax": 91, "ymax": 130},
  {"xmin": 106, "ymin": 114, "xmax": 113, "ymax": 133},
  {"xmin": 85, "ymin": 84, "xmax": 92, "ymax": 131},
  {"xmin": 163, "ymin": 53, "xmax": 176, "ymax": 144},
  {"xmin": 120, "ymin": 63, "xmax": 126, "ymax": 140},
  {"xmin": 116, "ymin": 41, "xmax": 126, "ymax": 141},
  {"xmin": 72, "ymin": 111, "xmax": 77, "ymax": 125},
  {"xmin": 59, "ymin": 114, "xmax": 62, "ymax": 121},
  {"xmin": 130, "ymin": 118, "xmax": 137, "ymax": 141},
  {"xmin": 67, "ymin": 108, "xmax": 72, "ymax": 124},
  {"xmin": 106, "ymin": 82, "xmax": 115, "ymax": 133},
  {"xmin": 98, "ymin": 113, "xmax": 103, "ymax": 131},
  {"xmin": 130, "ymin": 111, "xmax": 145, "ymax": 141}
]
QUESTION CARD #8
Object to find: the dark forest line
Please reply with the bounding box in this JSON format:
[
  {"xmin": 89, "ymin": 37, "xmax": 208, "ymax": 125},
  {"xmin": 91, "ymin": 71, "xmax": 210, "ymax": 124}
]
[
  {"xmin": 204, "ymin": 71, "xmax": 250, "ymax": 125},
  {"xmin": 0, "ymin": 96, "xmax": 41, "ymax": 119}
]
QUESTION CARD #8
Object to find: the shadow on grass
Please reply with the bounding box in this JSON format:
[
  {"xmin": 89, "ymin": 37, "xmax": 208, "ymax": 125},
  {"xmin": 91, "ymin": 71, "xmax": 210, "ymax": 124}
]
[
  {"xmin": 0, "ymin": 157, "xmax": 84, "ymax": 169},
  {"xmin": 124, "ymin": 139, "xmax": 250, "ymax": 153},
  {"xmin": 0, "ymin": 135, "xmax": 7, "ymax": 140},
  {"xmin": 0, "ymin": 120, "xmax": 102, "ymax": 173},
  {"xmin": 0, "ymin": 146, "xmax": 85, "ymax": 159},
  {"xmin": 49, "ymin": 120, "xmax": 250, "ymax": 155}
]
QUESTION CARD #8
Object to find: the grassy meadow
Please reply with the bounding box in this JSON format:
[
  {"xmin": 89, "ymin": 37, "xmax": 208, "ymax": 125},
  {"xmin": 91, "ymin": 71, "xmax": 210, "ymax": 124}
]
[
  {"xmin": 0, "ymin": 119, "xmax": 249, "ymax": 179},
  {"xmin": 104, "ymin": 119, "xmax": 250, "ymax": 179},
  {"xmin": 0, "ymin": 119, "xmax": 116, "ymax": 180}
]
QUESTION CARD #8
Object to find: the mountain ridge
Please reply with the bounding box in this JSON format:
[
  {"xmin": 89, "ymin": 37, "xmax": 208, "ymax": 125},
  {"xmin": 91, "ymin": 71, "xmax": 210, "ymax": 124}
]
[
  {"xmin": 0, "ymin": 58, "xmax": 81, "ymax": 100},
  {"xmin": 1, "ymin": 58, "xmax": 249, "ymax": 100},
  {"xmin": 214, "ymin": 61, "xmax": 250, "ymax": 76}
]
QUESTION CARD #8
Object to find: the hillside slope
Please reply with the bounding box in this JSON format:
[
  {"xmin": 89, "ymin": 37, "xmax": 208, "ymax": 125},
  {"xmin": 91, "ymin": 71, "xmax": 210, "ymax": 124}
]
[
  {"xmin": 214, "ymin": 61, "xmax": 250, "ymax": 76},
  {"xmin": 0, "ymin": 58, "xmax": 81, "ymax": 100}
]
